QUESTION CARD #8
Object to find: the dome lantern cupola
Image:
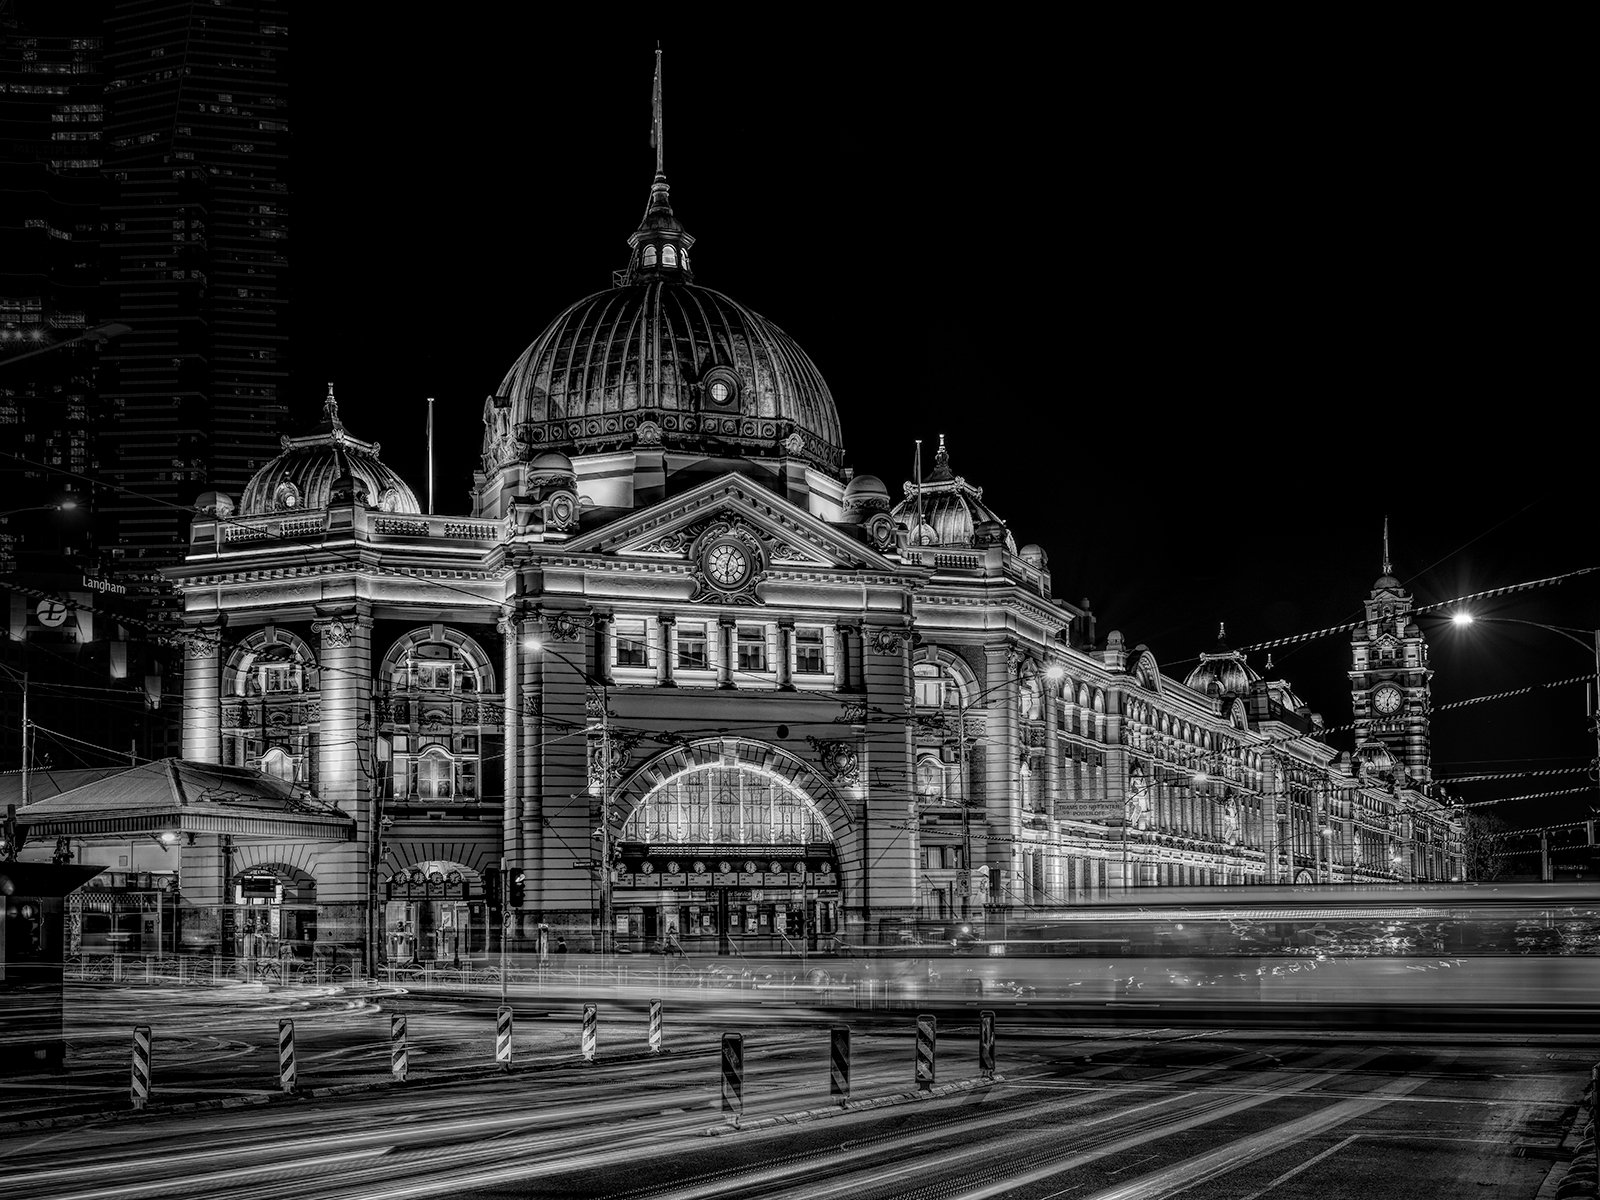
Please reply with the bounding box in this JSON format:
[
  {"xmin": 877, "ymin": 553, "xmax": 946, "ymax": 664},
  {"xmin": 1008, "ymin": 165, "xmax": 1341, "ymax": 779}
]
[
  {"xmin": 888, "ymin": 434, "xmax": 1017, "ymax": 551},
  {"xmin": 622, "ymin": 47, "xmax": 693, "ymax": 285},
  {"xmin": 1183, "ymin": 622, "xmax": 1262, "ymax": 698}
]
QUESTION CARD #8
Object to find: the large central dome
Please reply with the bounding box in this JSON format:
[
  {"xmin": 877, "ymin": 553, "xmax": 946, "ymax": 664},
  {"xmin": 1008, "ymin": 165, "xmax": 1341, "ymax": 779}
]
[{"xmin": 481, "ymin": 173, "xmax": 844, "ymax": 478}]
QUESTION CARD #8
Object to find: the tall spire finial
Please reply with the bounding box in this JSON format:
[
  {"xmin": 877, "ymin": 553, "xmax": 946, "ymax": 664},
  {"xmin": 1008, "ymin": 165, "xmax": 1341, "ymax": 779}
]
[
  {"xmin": 1382, "ymin": 515, "xmax": 1392, "ymax": 577},
  {"xmin": 650, "ymin": 43, "xmax": 664, "ymax": 177},
  {"xmin": 929, "ymin": 433, "xmax": 953, "ymax": 481},
  {"xmin": 324, "ymin": 382, "xmax": 339, "ymax": 423}
]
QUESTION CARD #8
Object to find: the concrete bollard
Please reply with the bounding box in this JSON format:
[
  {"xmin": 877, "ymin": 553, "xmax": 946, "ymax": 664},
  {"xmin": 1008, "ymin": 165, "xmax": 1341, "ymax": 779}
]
[
  {"xmin": 130, "ymin": 1025, "xmax": 152, "ymax": 1110},
  {"xmin": 496, "ymin": 1005, "xmax": 513, "ymax": 1070},
  {"xmin": 277, "ymin": 1018, "xmax": 297, "ymax": 1093},
  {"xmin": 830, "ymin": 1025, "xmax": 851, "ymax": 1104},
  {"xmin": 915, "ymin": 1013, "xmax": 937, "ymax": 1092},
  {"xmin": 390, "ymin": 1013, "xmax": 408, "ymax": 1082},
  {"xmin": 721, "ymin": 1033, "xmax": 744, "ymax": 1121},
  {"xmin": 979, "ymin": 1009, "xmax": 996, "ymax": 1078},
  {"xmin": 582, "ymin": 1003, "xmax": 598, "ymax": 1062}
]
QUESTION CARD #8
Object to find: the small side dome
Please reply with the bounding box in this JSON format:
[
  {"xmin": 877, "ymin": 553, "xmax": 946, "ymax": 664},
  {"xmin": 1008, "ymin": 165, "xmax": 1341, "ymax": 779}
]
[
  {"xmin": 842, "ymin": 473, "xmax": 890, "ymax": 515},
  {"xmin": 195, "ymin": 491, "xmax": 234, "ymax": 518},
  {"xmin": 529, "ymin": 450, "xmax": 575, "ymax": 475},
  {"xmin": 1020, "ymin": 543, "xmax": 1047, "ymax": 567},
  {"xmin": 1182, "ymin": 623, "xmax": 1261, "ymax": 698}
]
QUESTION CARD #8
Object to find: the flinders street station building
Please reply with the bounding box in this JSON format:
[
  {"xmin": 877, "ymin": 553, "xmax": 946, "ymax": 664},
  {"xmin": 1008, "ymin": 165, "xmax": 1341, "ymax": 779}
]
[{"xmin": 15, "ymin": 132, "xmax": 1464, "ymax": 967}]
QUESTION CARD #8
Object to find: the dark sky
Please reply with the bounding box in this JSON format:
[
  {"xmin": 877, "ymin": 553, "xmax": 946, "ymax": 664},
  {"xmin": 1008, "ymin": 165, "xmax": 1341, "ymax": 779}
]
[{"xmin": 291, "ymin": 20, "xmax": 1593, "ymax": 827}]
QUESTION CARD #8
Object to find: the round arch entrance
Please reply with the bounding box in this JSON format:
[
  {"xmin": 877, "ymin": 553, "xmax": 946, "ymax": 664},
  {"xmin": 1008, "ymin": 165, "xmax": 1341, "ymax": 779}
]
[
  {"xmin": 612, "ymin": 738, "xmax": 847, "ymax": 956},
  {"xmin": 226, "ymin": 862, "xmax": 316, "ymax": 959},
  {"xmin": 381, "ymin": 860, "xmax": 486, "ymax": 966}
]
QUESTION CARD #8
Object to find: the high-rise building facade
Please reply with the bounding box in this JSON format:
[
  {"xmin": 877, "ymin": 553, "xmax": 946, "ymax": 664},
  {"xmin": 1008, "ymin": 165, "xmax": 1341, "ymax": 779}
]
[{"xmin": 98, "ymin": 0, "xmax": 291, "ymax": 565}]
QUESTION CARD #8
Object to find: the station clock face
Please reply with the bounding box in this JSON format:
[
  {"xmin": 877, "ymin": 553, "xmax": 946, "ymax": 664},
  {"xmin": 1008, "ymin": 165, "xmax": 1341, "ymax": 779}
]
[
  {"xmin": 705, "ymin": 540, "xmax": 751, "ymax": 589},
  {"xmin": 1373, "ymin": 684, "xmax": 1404, "ymax": 715}
]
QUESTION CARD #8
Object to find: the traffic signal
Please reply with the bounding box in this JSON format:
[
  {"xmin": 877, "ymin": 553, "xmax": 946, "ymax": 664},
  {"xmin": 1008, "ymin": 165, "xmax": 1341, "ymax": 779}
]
[{"xmin": 507, "ymin": 871, "xmax": 526, "ymax": 907}]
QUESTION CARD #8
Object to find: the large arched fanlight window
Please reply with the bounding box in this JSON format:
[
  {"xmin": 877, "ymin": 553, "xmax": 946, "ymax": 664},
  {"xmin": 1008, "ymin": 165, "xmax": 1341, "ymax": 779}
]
[{"xmin": 621, "ymin": 761, "xmax": 835, "ymax": 847}]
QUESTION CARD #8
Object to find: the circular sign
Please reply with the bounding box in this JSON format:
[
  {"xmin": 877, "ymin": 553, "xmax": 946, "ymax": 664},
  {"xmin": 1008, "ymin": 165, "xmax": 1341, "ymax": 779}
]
[
  {"xmin": 35, "ymin": 598, "xmax": 70, "ymax": 628},
  {"xmin": 744, "ymin": 860, "xmax": 757, "ymax": 873},
  {"xmin": 770, "ymin": 860, "xmax": 782, "ymax": 873},
  {"xmin": 719, "ymin": 860, "xmax": 732, "ymax": 873},
  {"xmin": 692, "ymin": 860, "xmax": 706, "ymax": 874},
  {"xmin": 642, "ymin": 862, "xmax": 654, "ymax": 874},
  {"xmin": 821, "ymin": 863, "xmax": 832, "ymax": 875}
]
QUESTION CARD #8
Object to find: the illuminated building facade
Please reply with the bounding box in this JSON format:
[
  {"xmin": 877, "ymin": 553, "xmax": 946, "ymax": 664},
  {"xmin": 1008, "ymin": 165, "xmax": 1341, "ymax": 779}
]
[{"xmin": 17, "ymin": 79, "xmax": 1462, "ymax": 963}]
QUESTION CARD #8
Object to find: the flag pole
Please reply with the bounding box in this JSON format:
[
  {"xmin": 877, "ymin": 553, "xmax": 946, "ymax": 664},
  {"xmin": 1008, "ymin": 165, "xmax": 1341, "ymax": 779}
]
[{"xmin": 426, "ymin": 397, "xmax": 435, "ymax": 515}]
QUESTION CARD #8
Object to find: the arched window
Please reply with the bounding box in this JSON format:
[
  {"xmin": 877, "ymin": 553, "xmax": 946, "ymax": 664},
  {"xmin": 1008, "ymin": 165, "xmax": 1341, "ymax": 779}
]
[
  {"xmin": 621, "ymin": 760, "xmax": 834, "ymax": 846},
  {"xmin": 259, "ymin": 747, "xmax": 295, "ymax": 782},
  {"xmin": 916, "ymin": 754, "xmax": 946, "ymax": 802},
  {"xmin": 913, "ymin": 662, "xmax": 961, "ymax": 709},
  {"xmin": 410, "ymin": 747, "xmax": 457, "ymax": 799},
  {"xmin": 642, "ymin": 245, "xmax": 658, "ymax": 267},
  {"xmin": 661, "ymin": 244, "xmax": 678, "ymax": 268}
]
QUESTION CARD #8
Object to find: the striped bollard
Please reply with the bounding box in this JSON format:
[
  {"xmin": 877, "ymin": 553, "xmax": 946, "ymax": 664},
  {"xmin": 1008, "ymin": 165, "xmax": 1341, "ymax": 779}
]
[
  {"xmin": 390, "ymin": 1013, "xmax": 408, "ymax": 1082},
  {"xmin": 721, "ymin": 1032, "xmax": 744, "ymax": 1121},
  {"xmin": 915, "ymin": 1013, "xmax": 936, "ymax": 1092},
  {"xmin": 278, "ymin": 1018, "xmax": 297, "ymax": 1093},
  {"xmin": 830, "ymin": 1025, "xmax": 851, "ymax": 1104},
  {"xmin": 648, "ymin": 998, "xmax": 663, "ymax": 1054},
  {"xmin": 581, "ymin": 1003, "xmax": 598, "ymax": 1062},
  {"xmin": 496, "ymin": 1005, "xmax": 513, "ymax": 1070},
  {"xmin": 979, "ymin": 1009, "xmax": 996, "ymax": 1078},
  {"xmin": 130, "ymin": 1025, "xmax": 152, "ymax": 1110}
]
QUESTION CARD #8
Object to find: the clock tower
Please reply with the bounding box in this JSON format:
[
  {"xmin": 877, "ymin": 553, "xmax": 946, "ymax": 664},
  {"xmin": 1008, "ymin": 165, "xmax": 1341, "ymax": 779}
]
[{"xmin": 1349, "ymin": 520, "xmax": 1433, "ymax": 784}]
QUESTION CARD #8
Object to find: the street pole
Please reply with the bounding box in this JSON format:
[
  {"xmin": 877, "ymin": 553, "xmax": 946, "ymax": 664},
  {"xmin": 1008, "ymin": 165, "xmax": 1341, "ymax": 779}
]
[
  {"xmin": 600, "ymin": 699, "xmax": 611, "ymax": 959},
  {"xmin": 499, "ymin": 853, "xmax": 508, "ymax": 1005},
  {"xmin": 957, "ymin": 700, "xmax": 970, "ymax": 920}
]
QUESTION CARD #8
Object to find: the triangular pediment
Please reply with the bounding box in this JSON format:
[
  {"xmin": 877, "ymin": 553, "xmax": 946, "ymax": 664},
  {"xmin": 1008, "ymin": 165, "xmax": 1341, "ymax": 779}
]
[{"xmin": 562, "ymin": 473, "xmax": 900, "ymax": 574}]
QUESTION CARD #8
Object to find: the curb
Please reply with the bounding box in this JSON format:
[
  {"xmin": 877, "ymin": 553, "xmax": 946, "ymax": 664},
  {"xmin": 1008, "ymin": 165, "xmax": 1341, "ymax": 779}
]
[
  {"xmin": 1539, "ymin": 1068, "xmax": 1598, "ymax": 1200},
  {"xmin": 0, "ymin": 1046, "xmax": 681, "ymax": 1133},
  {"xmin": 702, "ymin": 1074, "xmax": 1004, "ymax": 1135}
]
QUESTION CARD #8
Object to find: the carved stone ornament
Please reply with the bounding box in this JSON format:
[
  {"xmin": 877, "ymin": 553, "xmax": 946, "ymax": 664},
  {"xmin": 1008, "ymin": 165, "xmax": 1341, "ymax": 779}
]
[
  {"xmin": 806, "ymin": 736, "xmax": 860, "ymax": 787},
  {"xmin": 635, "ymin": 419, "xmax": 663, "ymax": 447},
  {"xmin": 221, "ymin": 702, "xmax": 247, "ymax": 729},
  {"xmin": 866, "ymin": 512, "xmax": 896, "ymax": 550},
  {"xmin": 782, "ymin": 431, "xmax": 805, "ymax": 455},
  {"xmin": 867, "ymin": 627, "xmax": 904, "ymax": 655},
  {"xmin": 314, "ymin": 615, "xmax": 352, "ymax": 648},
  {"xmin": 1221, "ymin": 797, "xmax": 1240, "ymax": 846},
  {"xmin": 637, "ymin": 530, "xmax": 689, "ymax": 555},
  {"xmin": 834, "ymin": 700, "xmax": 868, "ymax": 725},
  {"xmin": 688, "ymin": 517, "xmax": 767, "ymax": 605},
  {"xmin": 187, "ymin": 634, "xmax": 217, "ymax": 659},
  {"xmin": 544, "ymin": 611, "xmax": 587, "ymax": 642}
]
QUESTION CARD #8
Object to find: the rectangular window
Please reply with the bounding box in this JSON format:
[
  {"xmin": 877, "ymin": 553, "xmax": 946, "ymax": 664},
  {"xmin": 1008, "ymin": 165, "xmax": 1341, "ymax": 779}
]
[
  {"xmin": 737, "ymin": 626, "xmax": 768, "ymax": 672},
  {"xmin": 795, "ymin": 627, "xmax": 826, "ymax": 674},
  {"xmin": 677, "ymin": 622, "xmax": 708, "ymax": 670},
  {"xmin": 261, "ymin": 664, "xmax": 292, "ymax": 692},
  {"xmin": 614, "ymin": 618, "xmax": 649, "ymax": 667}
]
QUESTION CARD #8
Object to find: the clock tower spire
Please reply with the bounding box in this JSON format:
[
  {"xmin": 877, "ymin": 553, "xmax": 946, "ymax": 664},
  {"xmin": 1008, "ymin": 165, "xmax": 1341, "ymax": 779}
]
[{"xmin": 1349, "ymin": 520, "xmax": 1434, "ymax": 784}]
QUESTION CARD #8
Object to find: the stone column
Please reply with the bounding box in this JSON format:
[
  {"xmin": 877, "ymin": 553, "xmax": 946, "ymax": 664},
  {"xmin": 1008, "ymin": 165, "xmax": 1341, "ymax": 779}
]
[
  {"xmin": 313, "ymin": 605, "xmax": 372, "ymax": 952},
  {"xmin": 982, "ymin": 645, "xmax": 1020, "ymax": 909},
  {"xmin": 517, "ymin": 612, "xmax": 543, "ymax": 930},
  {"xmin": 498, "ymin": 614, "xmax": 521, "ymax": 889},
  {"xmin": 1043, "ymin": 675, "xmax": 1061, "ymax": 821},
  {"xmin": 717, "ymin": 618, "xmax": 735, "ymax": 689},
  {"xmin": 181, "ymin": 623, "xmax": 223, "ymax": 762},
  {"xmin": 656, "ymin": 613, "xmax": 675, "ymax": 687},
  {"xmin": 776, "ymin": 621, "xmax": 794, "ymax": 690}
]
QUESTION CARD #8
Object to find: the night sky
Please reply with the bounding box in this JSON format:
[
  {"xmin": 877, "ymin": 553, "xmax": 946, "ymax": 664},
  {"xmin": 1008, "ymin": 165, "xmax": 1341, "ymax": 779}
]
[{"xmin": 291, "ymin": 21, "xmax": 1592, "ymax": 827}]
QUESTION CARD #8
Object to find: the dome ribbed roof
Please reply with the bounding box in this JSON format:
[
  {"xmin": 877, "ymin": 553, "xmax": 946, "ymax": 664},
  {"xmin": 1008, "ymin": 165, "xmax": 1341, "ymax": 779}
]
[
  {"xmin": 487, "ymin": 283, "xmax": 843, "ymax": 471},
  {"xmin": 1183, "ymin": 624, "xmax": 1262, "ymax": 697},
  {"xmin": 888, "ymin": 435, "xmax": 1017, "ymax": 551},
  {"xmin": 239, "ymin": 385, "xmax": 420, "ymax": 517},
  {"xmin": 482, "ymin": 170, "xmax": 844, "ymax": 475}
]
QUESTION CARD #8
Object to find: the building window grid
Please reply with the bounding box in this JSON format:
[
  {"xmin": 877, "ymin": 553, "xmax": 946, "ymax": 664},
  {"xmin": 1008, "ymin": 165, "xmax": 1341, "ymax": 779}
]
[{"xmin": 622, "ymin": 763, "xmax": 830, "ymax": 846}]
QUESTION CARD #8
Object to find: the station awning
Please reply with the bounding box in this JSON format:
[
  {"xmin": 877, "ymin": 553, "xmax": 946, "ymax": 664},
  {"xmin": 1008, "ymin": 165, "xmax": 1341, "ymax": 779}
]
[{"xmin": 11, "ymin": 759, "xmax": 356, "ymax": 843}]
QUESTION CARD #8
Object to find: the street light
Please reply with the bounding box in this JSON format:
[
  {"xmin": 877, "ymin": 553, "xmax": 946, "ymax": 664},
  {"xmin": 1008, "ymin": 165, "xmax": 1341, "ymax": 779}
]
[
  {"xmin": 524, "ymin": 633, "xmax": 616, "ymax": 957},
  {"xmin": 0, "ymin": 500, "xmax": 79, "ymax": 521},
  {"xmin": 0, "ymin": 321, "xmax": 131, "ymax": 368},
  {"xmin": 1449, "ymin": 609, "xmax": 1600, "ymax": 878}
]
